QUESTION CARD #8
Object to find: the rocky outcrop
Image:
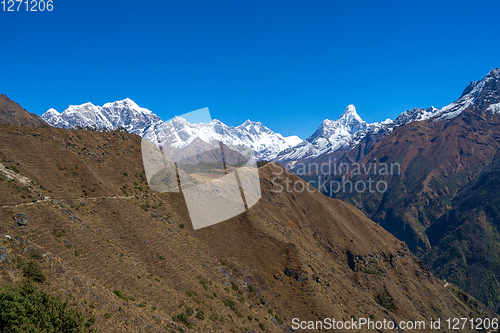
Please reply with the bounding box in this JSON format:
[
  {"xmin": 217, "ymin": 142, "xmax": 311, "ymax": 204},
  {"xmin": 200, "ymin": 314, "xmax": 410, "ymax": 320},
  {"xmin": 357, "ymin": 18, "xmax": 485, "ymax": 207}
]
[
  {"xmin": 14, "ymin": 213, "xmax": 28, "ymax": 226},
  {"xmin": 283, "ymin": 268, "xmax": 307, "ymax": 282}
]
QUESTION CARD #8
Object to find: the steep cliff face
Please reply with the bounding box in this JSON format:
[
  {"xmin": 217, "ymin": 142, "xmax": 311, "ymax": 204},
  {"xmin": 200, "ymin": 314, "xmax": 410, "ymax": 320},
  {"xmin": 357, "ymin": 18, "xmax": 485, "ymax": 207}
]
[{"xmin": 423, "ymin": 154, "xmax": 500, "ymax": 312}]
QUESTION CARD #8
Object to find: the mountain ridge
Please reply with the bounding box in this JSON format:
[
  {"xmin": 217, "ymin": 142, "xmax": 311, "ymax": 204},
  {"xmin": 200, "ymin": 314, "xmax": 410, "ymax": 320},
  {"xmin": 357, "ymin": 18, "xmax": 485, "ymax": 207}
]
[
  {"xmin": 0, "ymin": 120, "xmax": 494, "ymax": 332},
  {"xmin": 278, "ymin": 68, "xmax": 500, "ymax": 170},
  {"xmin": 42, "ymin": 100, "xmax": 301, "ymax": 160},
  {"xmin": 273, "ymin": 105, "xmax": 393, "ymax": 164},
  {"xmin": 42, "ymin": 69, "xmax": 499, "ymax": 167},
  {"xmin": 0, "ymin": 94, "xmax": 47, "ymax": 128},
  {"xmin": 323, "ymin": 68, "xmax": 500, "ymax": 311}
]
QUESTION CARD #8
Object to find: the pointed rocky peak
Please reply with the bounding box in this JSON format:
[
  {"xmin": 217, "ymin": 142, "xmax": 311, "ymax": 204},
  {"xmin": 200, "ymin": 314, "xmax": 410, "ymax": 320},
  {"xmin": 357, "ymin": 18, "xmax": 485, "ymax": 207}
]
[
  {"xmin": 210, "ymin": 119, "xmax": 225, "ymax": 125},
  {"xmin": 460, "ymin": 81, "xmax": 478, "ymax": 99},
  {"xmin": 104, "ymin": 98, "xmax": 136, "ymax": 107},
  {"xmin": 488, "ymin": 67, "xmax": 500, "ymax": 78},
  {"xmin": 436, "ymin": 68, "xmax": 500, "ymax": 121},
  {"xmin": 45, "ymin": 108, "xmax": 60, "ymax": 116},
  {"xmin": 122, "ymin": 97, "xmax": 136, "ymax": 104},
  {"xmin": 459, "ymin": 68, "xmax": 500, "ymax": 105},
  {"xmin": 304, "ymin": 105, "xmax": 367, "ymax": 149},
  {"xmin": 241, "ymin": 119, "xmax": 262, "ymax": 126},
  {"xmin": 240, "ymin": 119, "xmax": 253, "ymax": 126},
  {"xmin": 170, "ymin": 116, "xmax": 189, "ymax": 126},
  {"xmin": 337, "ymin": 104, "xmax": 365, "ymax": 125},
  {"xmin": 65, "ymin": 102, "xmax": 97, "ymax": 114},
  {"xmin": 339, "ymin": 104, "xmax": 358, "ymax": 117},
  {"xmin": 209, "ymin": 119, "xmax": 228, "ymax": 132},
  {"xmin": 337, "ymin": 105, "xmax": 366, "ymax": 133},
  {"xmin": 237, "ymin": 119, "xmax": 266, "ymax": 132}
]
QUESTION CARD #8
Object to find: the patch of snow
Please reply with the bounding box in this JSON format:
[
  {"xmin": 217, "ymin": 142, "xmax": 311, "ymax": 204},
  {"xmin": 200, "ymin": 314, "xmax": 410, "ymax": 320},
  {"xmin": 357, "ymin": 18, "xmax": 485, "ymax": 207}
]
[{"xmin": 487, "ymin": 102, "xmax": 500, "ymax": 114}]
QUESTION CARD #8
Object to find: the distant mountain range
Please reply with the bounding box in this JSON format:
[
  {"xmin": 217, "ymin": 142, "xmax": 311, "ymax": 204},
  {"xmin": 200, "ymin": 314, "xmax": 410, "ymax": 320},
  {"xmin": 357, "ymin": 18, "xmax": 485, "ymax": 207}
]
[
  {"xmin": 0, "ymin": 116, "xmax": 493, "ymax": 332},
  {"xmin": 38, "ymin": 68, "xmax": 500, "ymax": 312},
  {"xmin": 39, "ymin": 100, "xmax": 442, "ymax": 167},
  {"xmin": 273, "ymin": 105, "xmax": 394, "ymax": 165},
  {"xmin": 3, "ymin": 67, "xmax": 500, "ymax": 326},
  {"xmin": 326, "ymin": 68, "xmax": 500, "ymax": 311},
  {"xmin": 274, "ymin": 76, "xmax": 492, "ymax": 166},
  {"xmin": 43, "ymin": 71, "xmax": 494, "ymax": 168},
  {"xmin": 42, "ymin": 99, "xmax": 301, "ymax": 161},
  {"xmin": 41, "ymin": 98, "xmax": 444, "ymax": 166}
]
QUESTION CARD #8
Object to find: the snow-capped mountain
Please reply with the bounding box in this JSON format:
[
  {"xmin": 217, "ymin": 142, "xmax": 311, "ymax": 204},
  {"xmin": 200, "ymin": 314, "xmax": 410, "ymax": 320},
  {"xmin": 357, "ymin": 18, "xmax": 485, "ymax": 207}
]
[
  {"xmin": 273, "ymin": 104, "xmax": 445, "ymax": 163},
  {"xmin": 142, "ymin": 116, "xmax": 301, "ymax": 161},
  {"xmin": 391, "ymin": 68, "xmax": 500, "ymax": 124},
  {"xmin": 393, "ymin": 106, "xmax": 440, "ymax": 126},
  {"xmin": 273, "ymin": 103, "xmax": 459, "ymax": 164},
  {"xmin": 274, "ymin": 69, "xmax": 500, "ymax": 164},
  {"xmin": 42, "ymin": 69, "xmax": 500, "ymax": 166},
  {"xmin": 42, "ymin": 99, "xmax": 301, "ymax": 160},
  {"xmin": 433, "ymin": 68, "xmax": 500, "ymax": 121},
  {"xmin": 274, "ymin": 105, "xmax": 393, "ymax": 162},
  {"xmin": 42, "ymin": 98, "xmax": 162, "ymax": 135}
]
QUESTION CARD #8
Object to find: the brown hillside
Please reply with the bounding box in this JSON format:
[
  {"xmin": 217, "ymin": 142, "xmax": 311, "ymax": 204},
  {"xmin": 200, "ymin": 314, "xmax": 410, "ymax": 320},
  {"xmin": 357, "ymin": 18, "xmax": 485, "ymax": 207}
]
[
  {"xmin": 333, "ymin": 107, "xmax": 500, "ymax": 251},
  {"xmin": 327, "ymin": 104, "xmax": 500, "ymax": 311},
  {"xmin": 0, "ymin": 94, "xmax": 47, "ymax": 127},
  {"xmin": 0, "ymin": 123, "xmax": 495, "ymax": 332}
]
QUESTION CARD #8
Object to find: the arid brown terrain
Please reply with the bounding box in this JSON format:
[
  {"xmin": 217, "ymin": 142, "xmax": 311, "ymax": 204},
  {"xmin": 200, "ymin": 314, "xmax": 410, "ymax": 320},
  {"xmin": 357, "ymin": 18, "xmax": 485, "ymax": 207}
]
[
  {"xmin": 310, "ymin": 69, "xmax": 500, "ymax": 312},
  {"xmin": 0, "ymin": 120, "xmax": 496, "ymax": 332},
  {"xmin": 0, "ymin": 95, "xmax": 47, "ymax": 128}
]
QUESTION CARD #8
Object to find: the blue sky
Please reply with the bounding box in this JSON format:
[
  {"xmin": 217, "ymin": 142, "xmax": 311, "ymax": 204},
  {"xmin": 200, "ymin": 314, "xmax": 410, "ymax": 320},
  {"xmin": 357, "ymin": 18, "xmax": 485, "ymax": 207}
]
[{"xmin": 1, "ymin": 0, "xmax": 499, "ymax": 138}]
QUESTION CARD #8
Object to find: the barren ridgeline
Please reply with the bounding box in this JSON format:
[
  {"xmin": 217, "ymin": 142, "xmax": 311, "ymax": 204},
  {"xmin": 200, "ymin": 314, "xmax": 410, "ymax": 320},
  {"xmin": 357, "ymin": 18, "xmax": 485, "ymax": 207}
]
[{"xmin": 0, "ymin": 120, "xmax": 496, "ymax": 332}]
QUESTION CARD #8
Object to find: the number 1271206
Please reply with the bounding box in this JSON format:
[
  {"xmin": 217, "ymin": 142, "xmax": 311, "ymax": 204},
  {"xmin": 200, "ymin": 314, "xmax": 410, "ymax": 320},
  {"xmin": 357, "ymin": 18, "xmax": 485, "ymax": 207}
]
[{"xmin": 2, "ymin": 0, "xmax": 54, "ymax": 11}]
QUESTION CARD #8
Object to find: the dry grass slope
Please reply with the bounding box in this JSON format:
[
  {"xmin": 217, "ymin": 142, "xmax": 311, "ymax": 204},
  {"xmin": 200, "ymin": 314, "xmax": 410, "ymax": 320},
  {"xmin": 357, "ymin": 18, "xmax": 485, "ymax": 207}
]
[
  {"xmin": 0, "ymin": 94, "xmax": 47, "ymax": 128},
  {"xmin": 0, "ymin": 123, "xmax": 495, "ymax": 332}
]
